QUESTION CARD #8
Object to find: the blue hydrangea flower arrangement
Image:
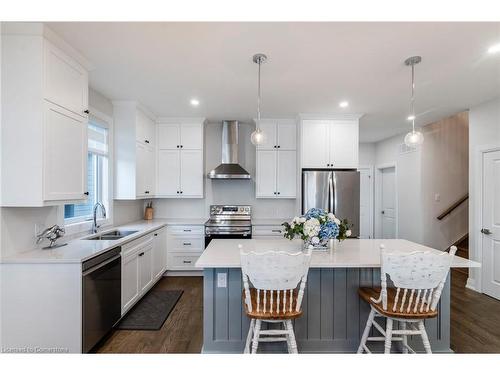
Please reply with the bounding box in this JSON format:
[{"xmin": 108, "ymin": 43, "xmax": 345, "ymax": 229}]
[{"xmin": 282, "ymin": 208, "xmax": 352, "ymax": 249}]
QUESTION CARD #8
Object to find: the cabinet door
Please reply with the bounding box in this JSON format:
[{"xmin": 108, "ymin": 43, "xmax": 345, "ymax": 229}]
[
  {"xmin": 122, "ymin": 251, "xmax": 139, "ymax": 313},
  {"xmin": 43, "ymin": 103, "xmax": 87, "ymax": 201},
  {"xmin": 152, "ymin": 228, "xmax": 167, "ymax": 279},
  {"xmin": 277, "ymin": 122, "xmax": 296, "ymax": 150},
  {"xmin": 138, "ymin": 243, "xmax": 153, "ymax": 294},
  {"xmin": 256, "ymin": 150, "xmax": 277, "ymax": 198},
  {"xmin": 329, "ymin": 120, "xmax": 359, "ymax": 168},
  {"xmin": 157, "ymin": 150, "xmax": 181, "ymax": 196},
  {"xmin": 180, "ymin": 150, "xmax": 203, "ymax": 197},
  {"xmin": 256, "ymin": 120, "xmax": 277, "ymax": 150},
  {"xmin": 301, "ymin": 120, "xmax": 329, "ymax": 168},
  {"xmin": 158, "ymin": 124, "xmax": 180, "ymax": 150},
  {"xmin": 277, "ymin": 151, "xmax": 297, "ymax": 198},
  {"xmin": 144, "ymin": 146, "xmax": 155, "ymax": 196},
  {"xmin": 136, "ymin": 110, "xmax": 156, "ymax": 147},
  {"xmin": 180, "ymin": 123, "xmax": 203, "ymax": 150},
  {"xmin": 135, "ymin": 142, "xmax": 147, "ymax": 197},
  {"xmin": 44, "ymin": 41, "xmax": 88, "ymax": 117}
]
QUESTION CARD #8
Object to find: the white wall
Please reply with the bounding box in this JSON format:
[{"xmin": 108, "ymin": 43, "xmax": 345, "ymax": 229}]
[
  {"xmin": 153, "ymin": 122, "xmax": 298, "ymax": 220},
  {"xmin": 468, "ymin": 97, "xmax": 500, "ymax": 290},
  {"xmin": 0, "ymin": 88, "xmax": 143, "ymax": 258},
  {"xmin": 359, "ymin": 143, "xmax": 376, "ymax": 166},
  {"xmin": 374, "ymin": 133, "xmax": 424, "ymax": 243}
]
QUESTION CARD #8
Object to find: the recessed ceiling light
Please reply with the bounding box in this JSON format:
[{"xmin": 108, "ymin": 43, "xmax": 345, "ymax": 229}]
[
  {"xmin": 407, "ymin": 115, "xmax": 416, "ymax": 121},
  {"xmin": 488, "ymin": 43, "xmax": 500, "ymax": 54},
  {"xmin": 190, "ymin": 98, "xmax": 200, "ymax": 106},
  {"xmin": 339, "ymin": 101, "xmax": 349, "ymax": 108}
]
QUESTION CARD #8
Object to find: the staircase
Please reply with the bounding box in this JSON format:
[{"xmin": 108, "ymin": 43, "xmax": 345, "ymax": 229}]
[{"xmin": 452, "ymin": 234, "xmax": 469, "ymax": 277}]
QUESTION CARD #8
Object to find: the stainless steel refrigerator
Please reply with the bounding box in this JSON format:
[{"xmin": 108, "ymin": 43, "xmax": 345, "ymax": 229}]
[{"xmin": 302, "ymin": 170, "xmax": 360, "ymax": 238}]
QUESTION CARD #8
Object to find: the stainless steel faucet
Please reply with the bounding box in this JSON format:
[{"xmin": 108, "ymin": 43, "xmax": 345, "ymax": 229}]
[{"xmin": 92, "ymin": 202, "xmax": 107, "ymax": 233}]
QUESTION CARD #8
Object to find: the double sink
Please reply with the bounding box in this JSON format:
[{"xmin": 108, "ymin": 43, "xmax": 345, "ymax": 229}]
[{"xmin": 85, "ymin": 230, "xmax": 138, "ymax": 241}]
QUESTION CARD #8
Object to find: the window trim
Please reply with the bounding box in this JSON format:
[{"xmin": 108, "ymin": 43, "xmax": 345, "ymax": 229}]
[{"xmin": 62, "ymin": 106, "xmax": 114, "ymax": 236}]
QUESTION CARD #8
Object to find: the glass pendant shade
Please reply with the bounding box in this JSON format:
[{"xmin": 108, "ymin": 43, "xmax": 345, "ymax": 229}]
[
  {"xmin": 404, "ymin": 130, "xmax": 424, "ymax": 146},
  {"xmin": 250, "ymin": 128, "xmax": 266, "ymax": 146}
]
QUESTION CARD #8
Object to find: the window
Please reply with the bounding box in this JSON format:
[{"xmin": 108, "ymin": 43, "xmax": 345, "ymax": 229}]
[{"xmin": 64, "ymin": 117, "xmax": 110, "ymax": 224}]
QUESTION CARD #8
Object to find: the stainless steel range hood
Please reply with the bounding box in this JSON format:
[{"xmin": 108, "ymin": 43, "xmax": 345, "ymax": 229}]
[{"xmin": 208, "ymin": 121, "xmax": 251, "ymax": 180}]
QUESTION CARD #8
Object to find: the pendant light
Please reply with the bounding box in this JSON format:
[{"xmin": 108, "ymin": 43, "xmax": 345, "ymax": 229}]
[
  {"xmin": 403, "ymin": 56, "xmax": 424, "ymax": 147},
  {"xmin": 250, "ymin": 53, "xmax": 267, "ymax": 146}
]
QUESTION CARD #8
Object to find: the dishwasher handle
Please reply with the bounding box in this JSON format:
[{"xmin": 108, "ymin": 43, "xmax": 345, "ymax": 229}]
[{"xmin": 82, "ymin": 253, "xmax": 121, "ymax": 276}]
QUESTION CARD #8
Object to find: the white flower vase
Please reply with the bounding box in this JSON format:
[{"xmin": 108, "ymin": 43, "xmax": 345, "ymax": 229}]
[{"xmin": 303, "ymin": 237, "xmax": 330, "ymax": 250}]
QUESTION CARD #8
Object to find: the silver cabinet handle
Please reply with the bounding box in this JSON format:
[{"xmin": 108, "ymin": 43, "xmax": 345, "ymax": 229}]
[{"xmin": 481, "ymin": 228, "xmax": 492, "ymax": 235}]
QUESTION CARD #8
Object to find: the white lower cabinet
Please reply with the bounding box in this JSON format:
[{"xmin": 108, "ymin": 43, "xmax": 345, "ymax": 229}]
[
  {"xmin": 166, "ymin": 225, "xmax": 204, "ymax": 271},
  {"xmin": 121, "ymin": 228, "xmax": 167, "ymax": 315},
  {"xmin": 252, "ymin": 225, "xmax": 285, "ymax": 239}
]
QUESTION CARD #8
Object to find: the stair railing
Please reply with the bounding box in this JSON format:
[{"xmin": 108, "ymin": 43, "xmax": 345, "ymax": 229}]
[{"xmin": 436, "ymin": 194, "xmax": 469, "ymax": 220}]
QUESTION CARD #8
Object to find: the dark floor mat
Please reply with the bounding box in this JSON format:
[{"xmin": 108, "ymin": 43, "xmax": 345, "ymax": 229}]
[{"xmin": 117, "ymin": 290, "xmax": 183, "ymax": 330}]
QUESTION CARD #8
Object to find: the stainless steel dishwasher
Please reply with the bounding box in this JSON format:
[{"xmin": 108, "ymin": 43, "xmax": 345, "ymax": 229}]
[{"xmin": 82, "ymin": 247, "xmax": 121, "ymax": 353}]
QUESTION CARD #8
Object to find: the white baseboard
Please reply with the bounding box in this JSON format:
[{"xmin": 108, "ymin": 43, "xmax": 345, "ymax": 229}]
[{"xmin": 465, "ymin": 277, "xmax": 478, "ymax": 292}]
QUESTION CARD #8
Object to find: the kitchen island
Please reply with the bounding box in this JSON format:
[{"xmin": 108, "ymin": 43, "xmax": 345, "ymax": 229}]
[{"xmin": 196, "ymin": 238, "xmax": 480, "ymax": 353}]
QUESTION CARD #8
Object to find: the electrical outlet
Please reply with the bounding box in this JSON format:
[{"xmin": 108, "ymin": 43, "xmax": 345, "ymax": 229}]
[
  {"xmin": 217, "ymin": 272, "xmax": 227, "ymax": 288},
  {"xmin": 434, "ymin": 193, "xmax": 441, "ymax": 202}
]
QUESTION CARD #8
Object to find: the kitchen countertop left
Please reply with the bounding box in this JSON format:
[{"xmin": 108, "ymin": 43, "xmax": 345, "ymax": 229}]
[{"xmin": 0, "ymin": 218, "xmax": 207, "ymax": 265}]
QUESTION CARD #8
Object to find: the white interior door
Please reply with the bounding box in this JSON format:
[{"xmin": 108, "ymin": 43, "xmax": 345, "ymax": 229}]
[
  {"xmin": 482, "ymin": 150, "xmax": 500, "ymax": 300},
  {"xmin": 359, "ymin": 168, "xmax": 373, "ymax": 239},
  {"xmin": 380, "ymin": 166, "xmax": 396, "ymax": 239}
]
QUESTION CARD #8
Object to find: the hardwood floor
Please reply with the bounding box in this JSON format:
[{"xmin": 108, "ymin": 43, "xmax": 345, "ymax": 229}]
[
  {"xmin": 95, "ymin": 276, "xmax": 203, "ymax": 353},
  {"xmin": 95, "ymin": 272, "xmax": 500, "ymax": 353},
  {"xmin": 451, "ymin": 270, "xmax": 500, "ymax": 353}
]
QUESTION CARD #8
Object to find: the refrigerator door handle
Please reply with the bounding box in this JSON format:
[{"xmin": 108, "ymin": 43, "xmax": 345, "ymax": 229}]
[{"xmin": 329, "ymin": 173, "xmax": 334, "ymax": 213}]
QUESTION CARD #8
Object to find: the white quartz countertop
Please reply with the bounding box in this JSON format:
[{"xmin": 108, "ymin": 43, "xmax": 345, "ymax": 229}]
[
  {"xmin": 1, "ymin": 218, "xmax": 206, "ymax": 264},
  {"xmin": 252, "ymin": 218, "xmax": 290, "ymax": 226},
  {"xmin": 195, "ymin": 238, "xmax": 481, "ymax": 269}
]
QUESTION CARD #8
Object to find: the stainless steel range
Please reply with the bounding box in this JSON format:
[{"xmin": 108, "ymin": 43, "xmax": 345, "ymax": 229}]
[{"xmin": 204, "ymin": 205, "xmax": 252, "ymax": 247}]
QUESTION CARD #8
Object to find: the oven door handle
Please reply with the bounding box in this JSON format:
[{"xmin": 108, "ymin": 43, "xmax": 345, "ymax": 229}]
[{"xmin": 206, "ymin": 231, "xmax": 251, "ymax": 236}]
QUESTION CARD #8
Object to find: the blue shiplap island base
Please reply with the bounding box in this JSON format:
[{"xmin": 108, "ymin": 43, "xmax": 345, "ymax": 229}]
[{"xmin": 202, "ymin": 268, "xmax": 451, "ymax": 354}]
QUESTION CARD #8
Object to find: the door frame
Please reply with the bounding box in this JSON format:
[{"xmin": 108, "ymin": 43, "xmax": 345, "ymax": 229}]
[
  {"xmin": 358, "ymin": 165, "xmax": 375, "ymax": 239},
  {"xmin": 375, "ymin": 162, "xmax": 398, "ymax": 239},
  {"xmin": 471, "ymin": 144, "xmax": 500, "ymax": 293}
]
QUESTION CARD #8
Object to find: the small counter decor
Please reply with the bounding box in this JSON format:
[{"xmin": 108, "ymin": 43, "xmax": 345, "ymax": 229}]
[
  {"xmin": 282, "ymin": 208, "xmax": 352, "ymax": 250},
  {"xmin": 144, "ymin": 201, "xmax": 154, "ymax": 220}
]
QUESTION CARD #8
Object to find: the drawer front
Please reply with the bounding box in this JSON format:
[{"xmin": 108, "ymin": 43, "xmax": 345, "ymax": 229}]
[
  {"xmin": 167, "ymin": 236, "xmax": 204, "ymax": 252},
  {"xmin": 167, "ymin": 225, "xmax": 204, "ymax": 236},
  {"xmin": 252, "ymin": 225, "xmax": 284, "ymax": 237},
  {"xmin": 167, "ymin": 252, "xmax": 202, "ymax": 270},
  {"xmin": 121, "ymin": 233, "xmax": 155, "ymax": 256}
]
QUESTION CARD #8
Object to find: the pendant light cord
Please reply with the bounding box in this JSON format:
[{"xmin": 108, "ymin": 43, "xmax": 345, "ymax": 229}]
[
  {"xmin": 257, "ymin": 60, "xmax": 262, "ymax": 123},
  {"xmin": 410, "ymin": 63, "xmax": 416, "ymax": 132}
]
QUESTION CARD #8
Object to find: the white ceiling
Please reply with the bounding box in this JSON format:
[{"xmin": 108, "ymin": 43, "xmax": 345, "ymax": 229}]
[{"xmin": 46, "ymin": 22, "xmax": 500, "ymax": 142}]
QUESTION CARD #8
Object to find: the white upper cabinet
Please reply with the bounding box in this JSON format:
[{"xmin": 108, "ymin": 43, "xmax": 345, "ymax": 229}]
[
  {"xmin": 114, "ymin": 102, "xmax": 157, "ymax": 199},
  {"xmin": 300, "ymin": 116, "xmax": 360, "ymax": 169},
  {"xmin": 156, "ymin": 119, "xmax": 205, "ymax": 198},
  {"xmin": 43, "ymin": 41, "xmax": 89, "ymax": 118},
  {"xmin": 43, "ymin": 103, "xmax": 88, "ymax": 201},
  {"xmin": 255, "ymin": 119, "xmax": 297, "ymax": 199},
  {"xmin": 256, "ymin": 119, "xmax": 297, "ymax": 150},
  {"xmin": 1, "ymin": 25, "xmax": 90, "ymax": 206},
  {"xmin": 158, "ymin": 122, "xmax": 203, "ymax": 150}
]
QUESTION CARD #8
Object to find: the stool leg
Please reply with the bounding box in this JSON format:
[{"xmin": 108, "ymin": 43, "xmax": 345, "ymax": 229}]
[
  {"xmin": 251, "ymin": 319, "xmax": 261, "ymax": 354},
  {"xmin": 401, "ymin": 321, "xmax": 408, "ymax": 354},
  {"xmin": 285, "ymin": 320, "xmax": 298, "ymax": 354},
  {"xmin": 244, "ymin": 319, "xmax": 255, "ymax": 354},
  {"xmin": 357, "ymin": 308, "xmax": 375, "ymax": 353},
  {"xmin": 418, "ymin": 321, "xmax": 432, "ymax": 354},
  {"xmin": 384, "ymin": 318, "xmax": 393, "ymax": 354}
]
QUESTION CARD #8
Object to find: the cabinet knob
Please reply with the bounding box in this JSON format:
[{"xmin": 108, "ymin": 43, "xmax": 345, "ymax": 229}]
[
  {"xmin": 177, "ymin": 145, "xmax": 179, "ymax": 148},
  {"xmin": 273, "ymin": 192, "xmax": 277, "ymax": 195},
  {"xmin": 154, "ymin": 233, "xmax": 158, "ymax": 236},
  {"xmin": 145, "ymin": 191, "xmax": 149, "ymax": 194},
  {"xmin": 145, "ymin": 140, "xmax": 150, "ymax": 144},
  {"xmin": 274, "ymin": 145, "xmax": 277, "ymax": 148},
  {"xmin": 83, "ymin": 110, "xmax": 89, "ymax": 114},
  {"xmin": 180, "ymin": 145, "xmax": 183, "ymax": 148},
  {"xmin": 277, "ymin": 145, "xmax": 281, "ymax": 148},
  {"xmin": 180, "ymin": 191, "xmax": 183, "ymax": 194},
  {"xmin": 277, "ymin": 192, "xmax": 280, "ymax": 195},
  {"xmin": 138, "ymin": 252, "xmax": 145, "ymax": 257},
  {"xmin": 176, "ymin": 191, "xmax": 179, "ymax": 194},
  {"xmin": 84, "ymin": 191, "xmax": 89, "ymax": 196}
]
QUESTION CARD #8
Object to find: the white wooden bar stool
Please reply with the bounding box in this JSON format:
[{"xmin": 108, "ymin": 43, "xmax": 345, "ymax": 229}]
[
  {"xmin": 357, "ymin": 244, "xmax": 457, "ymax": 354},
  {"xmin": 240, "ymin": 245, "xmax": 312, "ymax": 354}
]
